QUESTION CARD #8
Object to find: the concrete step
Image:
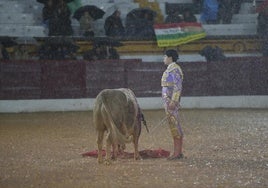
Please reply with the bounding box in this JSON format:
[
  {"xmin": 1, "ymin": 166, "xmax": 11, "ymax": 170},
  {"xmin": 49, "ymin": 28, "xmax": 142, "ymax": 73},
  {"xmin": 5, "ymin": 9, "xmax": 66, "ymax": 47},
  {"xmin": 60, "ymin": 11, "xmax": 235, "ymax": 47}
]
[
  {"xmin": 239, "ymin": 2, "xmax": 255, "ymax": 14},
  {"xmin": 0, "ymin": 1, "xmax": 25, "ymax": 13},
  {"xmin": 231, "ymin": 13, "xmax": 258, "ymax": 24},
  {"xmin": 156, "ymin": 0, "xmax": 192, "ymax": 3},
  {"xmin": 0, "ymin": 24, "xmax": 46, "ymax": 37},
  {"xmin": 203, "ymin": 23, "xmax": 257, "ymax": 36},
  {"xmin": 194, "ymin": 13, "xmax": 258, "ymax": 24},
  {"xmin": 81, "ymin": 0, "xmax": 133, "ymax": 4},
  {"xmin": 0, "ymin": 13, "xmax": 35, "ymax": 24}
]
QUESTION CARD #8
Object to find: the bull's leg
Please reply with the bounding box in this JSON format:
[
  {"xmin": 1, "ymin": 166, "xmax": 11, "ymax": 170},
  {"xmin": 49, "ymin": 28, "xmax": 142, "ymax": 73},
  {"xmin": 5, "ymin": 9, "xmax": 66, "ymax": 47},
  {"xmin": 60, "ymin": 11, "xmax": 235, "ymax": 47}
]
[
  {"xmin": 111, "ymin": 143, "xmax": 118, "ymax": 160},
  {"xmin": 97, "ymin": 131, "xmax": 104, "ymax": 164},
  {"xmin": 104, "ymin": 132, "xmax": 112, "ymax": 165},
  {"xmin": 133, "ymin": 132, "xmax": 141, "ymax": 160},
  {"xmin": 118, "ymin": 143, "xmax": 126, "ymax": 154}
]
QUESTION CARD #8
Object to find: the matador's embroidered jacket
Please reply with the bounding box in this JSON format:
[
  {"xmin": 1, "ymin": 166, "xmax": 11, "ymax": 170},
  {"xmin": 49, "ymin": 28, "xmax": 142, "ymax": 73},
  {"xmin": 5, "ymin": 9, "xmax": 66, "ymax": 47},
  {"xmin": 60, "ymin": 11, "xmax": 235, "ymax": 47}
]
[
  {"xmin": 161, "ymin": 62, "xmax": 184, "ymax": 137},
  {"xmin": 161, "ymin": 62, "xmax": 183, "ymax": 103}
]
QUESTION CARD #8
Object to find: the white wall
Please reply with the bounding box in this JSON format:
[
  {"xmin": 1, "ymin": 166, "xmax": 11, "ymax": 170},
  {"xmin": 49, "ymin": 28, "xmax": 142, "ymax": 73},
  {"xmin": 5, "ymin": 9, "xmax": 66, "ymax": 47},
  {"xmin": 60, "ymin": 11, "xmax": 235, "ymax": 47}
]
[{"xmin": 1, "ymin": 96, "xmax": 268, "ymax": 113}]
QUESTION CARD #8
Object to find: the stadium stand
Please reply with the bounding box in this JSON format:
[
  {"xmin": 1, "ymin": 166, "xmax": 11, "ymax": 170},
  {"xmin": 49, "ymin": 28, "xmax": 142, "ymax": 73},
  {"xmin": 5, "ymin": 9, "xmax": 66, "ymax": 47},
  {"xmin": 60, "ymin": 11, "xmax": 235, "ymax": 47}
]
[
  {"xmin": 0, "ymin": 0, "xmax": 263, "ymax": 59},
  {"xmin": 0, "ymin": 0, "xmax": 45, "ymax": 37},
  {"xmin": 0, "ymin": 0, "xmax": 261, "ymax": 37}
]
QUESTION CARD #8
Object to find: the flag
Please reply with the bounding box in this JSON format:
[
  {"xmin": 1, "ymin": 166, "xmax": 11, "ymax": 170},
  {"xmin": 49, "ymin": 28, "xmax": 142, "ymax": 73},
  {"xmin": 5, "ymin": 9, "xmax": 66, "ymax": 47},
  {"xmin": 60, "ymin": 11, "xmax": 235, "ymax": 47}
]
[{"xmin": 154, "ymin": 22, "xmax": 206, "ymax": 47}]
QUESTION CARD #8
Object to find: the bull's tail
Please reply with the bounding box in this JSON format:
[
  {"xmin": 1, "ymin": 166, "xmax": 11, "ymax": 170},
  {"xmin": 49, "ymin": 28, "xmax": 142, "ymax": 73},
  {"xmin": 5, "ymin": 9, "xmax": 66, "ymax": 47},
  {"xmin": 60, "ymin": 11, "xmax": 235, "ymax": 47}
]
[
  {"xmin": 139, "ymin": 108, "xmax": 149, "ymax": 133},
  {"xmin": 101, "ymin": 95, "xmax": 133, "ymax": 144}
]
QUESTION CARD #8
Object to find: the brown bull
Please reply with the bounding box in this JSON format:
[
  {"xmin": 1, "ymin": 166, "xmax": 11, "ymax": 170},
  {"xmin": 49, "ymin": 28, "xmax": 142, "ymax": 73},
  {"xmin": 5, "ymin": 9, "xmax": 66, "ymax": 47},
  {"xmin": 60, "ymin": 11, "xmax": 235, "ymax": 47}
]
[{"xmin": 93, "ymin": 88, "xmax": 145, "ymax": 164}]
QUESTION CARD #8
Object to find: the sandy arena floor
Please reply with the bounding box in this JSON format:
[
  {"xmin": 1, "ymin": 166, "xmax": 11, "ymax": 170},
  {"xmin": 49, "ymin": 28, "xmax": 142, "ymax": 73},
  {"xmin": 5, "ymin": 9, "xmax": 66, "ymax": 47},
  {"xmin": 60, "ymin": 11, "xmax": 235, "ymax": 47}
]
[{"xmin": 0, "ymin": 109, "xmax": 267, "ymax": 188}]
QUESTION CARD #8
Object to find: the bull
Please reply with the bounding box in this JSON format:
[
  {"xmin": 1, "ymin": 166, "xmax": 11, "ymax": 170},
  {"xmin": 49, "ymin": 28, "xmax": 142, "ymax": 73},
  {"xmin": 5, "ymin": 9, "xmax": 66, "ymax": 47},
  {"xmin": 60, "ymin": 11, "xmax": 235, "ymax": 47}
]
[{"xmin": 93, "ymin": 88, "xmax": 147, "ymax": 165}]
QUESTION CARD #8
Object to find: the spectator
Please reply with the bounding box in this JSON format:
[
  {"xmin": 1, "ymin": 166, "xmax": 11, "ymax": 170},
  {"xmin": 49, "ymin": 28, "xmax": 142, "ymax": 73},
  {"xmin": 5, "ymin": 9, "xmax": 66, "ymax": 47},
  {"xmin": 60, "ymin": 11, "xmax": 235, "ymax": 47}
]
[
  {"xmin": 218, "ymin": 0, "xmax": 234, "ymax": 24},
  {"xmin": 14, "ymin": 44, "xmax": 30, "ymax": 60},
  {"xmin": 233, "ymin": 0, "xmax": 243, "ymax": 14},
  {"xmin": 42, "ymin": 0, "xmax": 55, "ymax": 29},
  {"xmin": 0, "ymin": 43, "xmax": 10, "ymax": 60},
  {"xmin": 192, "ymin": 0, "xmax": 203, "ymax": 14},
  {"xmin": 38, "ymin": 39, "xmax": 78, "ymax": 60},
  {"xmin": 79, "ymin": 11, "xmax": 94, "ymax": 37},
  {"xmin": 125, "ymin": 9, "xmax": 156, "ymax": 39},
  {"xmin": 64, "ymin": 44, "xmax": 77, "ymax": 59},
  {"xmin": 107, "ymin": 46, "xmax": 120, "ymax": 59},
  {"xmin": 200, "ymin": 0, "xmax": 219, "ymax": 24},
  {"xmin": 83, "ymin": 44, "xmax": 119, "ymax": 61},
  {"xmin": 38, "ymin": 44, "xmax": 51, "ymax": 60},
  {"xmin": 140, "ymin": 11, "xmax": 156, "ymax": 38},
  {"xmin": 48, "ymin": 0, "xmax": 73, "ymax": 36},
  {"xmin": 61, "ymin": 45, "xmax": 77, "ymax": 60},
  {"xmin": 38, "ymin": 44, "xmax": 61, "ymax": 60},
  {"xmin": 199, "ymin": 45, "xmax": 226, "ymax": 62},
  {"xmin": 165, "ymin": 9, "xmax": 183, "ymax": 24},
  {"xmin": 257, "ymin": 6, "xmax": 268, "ymax": 56},
  {"xmin": 83, "ymin": 45, "xmax": 106, "ymax": 61},
  {"xmin": 104, "ymin": 10, "xmax": 125, "ymax": 37},
  {"xmin": 182, "ymin": 7, "xmax": 197, "ymax": 22}
]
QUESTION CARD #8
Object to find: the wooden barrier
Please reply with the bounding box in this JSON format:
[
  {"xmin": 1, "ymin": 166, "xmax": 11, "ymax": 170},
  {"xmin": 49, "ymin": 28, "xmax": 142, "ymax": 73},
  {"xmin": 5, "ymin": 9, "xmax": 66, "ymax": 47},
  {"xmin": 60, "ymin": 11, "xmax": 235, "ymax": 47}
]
[
  {"xmin": 0, "ymin": 61, "xmax": 41, "ymax": 99},
  {"xmin": 180, "ymin": 57, "xmax": 268, "ymax": 96},
  {"xmin": 41, "ymin": 61, "xmax": 86, "ymax": 99},
  {"xmin": 0, "ymin": 57, "xmax": 267, "ymax": 100}
]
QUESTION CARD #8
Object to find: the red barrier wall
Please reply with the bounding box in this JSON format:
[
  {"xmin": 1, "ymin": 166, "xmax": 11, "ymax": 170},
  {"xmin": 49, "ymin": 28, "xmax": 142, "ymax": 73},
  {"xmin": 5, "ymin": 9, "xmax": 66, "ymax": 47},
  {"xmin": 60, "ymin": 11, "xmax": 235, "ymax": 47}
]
[{"xmin": 0, "ymin": 57, "xmax": 267, "ymax": 100}]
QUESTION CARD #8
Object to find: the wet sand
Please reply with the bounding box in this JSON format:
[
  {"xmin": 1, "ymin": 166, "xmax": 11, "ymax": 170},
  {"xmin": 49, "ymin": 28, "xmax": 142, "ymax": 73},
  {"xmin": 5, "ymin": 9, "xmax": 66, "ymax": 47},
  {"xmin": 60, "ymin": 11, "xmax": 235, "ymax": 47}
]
[{"xmin": 0, "ymin": 109, "xmax": 267, "ymax": 188}]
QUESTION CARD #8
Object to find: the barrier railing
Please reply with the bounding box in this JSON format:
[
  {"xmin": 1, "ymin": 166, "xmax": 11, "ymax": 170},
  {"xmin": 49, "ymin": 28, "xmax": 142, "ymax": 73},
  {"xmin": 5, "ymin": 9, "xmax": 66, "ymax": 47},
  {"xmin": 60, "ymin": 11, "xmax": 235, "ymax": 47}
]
[{"xmin": 0, "ymin": 57, "xmax": 267, "ymax": 100}]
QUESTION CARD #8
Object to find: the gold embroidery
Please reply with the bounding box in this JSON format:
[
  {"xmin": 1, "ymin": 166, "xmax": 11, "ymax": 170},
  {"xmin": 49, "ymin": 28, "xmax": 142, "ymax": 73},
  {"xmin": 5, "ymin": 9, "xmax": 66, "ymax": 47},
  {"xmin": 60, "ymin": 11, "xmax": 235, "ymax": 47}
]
[
  {"xmin": 172, "ymin": 91, "xmax": 181, "ymax": 102},
  {"xmin": 167, "ymin": 63, "xmax": 184, "ymax": 80},
  {"xmin": 167, "ymin": 115, "xmax": 181, "ymax": 138},
  {"xmin": 161, "ymin": 63, "xmax": 183, "ymax": 87}
]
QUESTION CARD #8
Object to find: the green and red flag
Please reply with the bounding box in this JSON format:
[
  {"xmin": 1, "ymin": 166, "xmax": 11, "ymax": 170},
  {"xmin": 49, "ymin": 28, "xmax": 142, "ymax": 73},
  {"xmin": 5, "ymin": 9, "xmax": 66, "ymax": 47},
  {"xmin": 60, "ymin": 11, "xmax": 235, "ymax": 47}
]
[{"xmin": 154, "ymin": 22, "xmax": 206, "ymax": 47}]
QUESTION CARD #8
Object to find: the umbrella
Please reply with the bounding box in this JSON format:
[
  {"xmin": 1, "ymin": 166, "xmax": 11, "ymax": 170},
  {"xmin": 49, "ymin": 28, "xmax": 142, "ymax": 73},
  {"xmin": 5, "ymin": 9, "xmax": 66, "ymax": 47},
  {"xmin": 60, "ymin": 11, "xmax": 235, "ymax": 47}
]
[
  {"xmin": 0, "ymin": 36, "xmax": 17, "ymax": 47},
  {"xmin": 92, "ymin": 37, "xmax": 123, "ymax": 47},
  {"xmin": 256, "ymin": 0, "xmax": 268, "ymax": 13},
  {"xmin": 36, "ymin": 0, "xmax": 74, "ymax": 4},
  {"xmin": 126, "ymin": 8, "xmax": 157, "ymax": 21},
  {"xmin": 103, "ymin": 2, "xmax": 138, "ymax": 19},
  {"xmin": 73, "ymin": 5, "xmax": 105, "ymax": 21},
  {"xmin": 67, "ymin": 0, "xmax": 82, "ymax": 14}
]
